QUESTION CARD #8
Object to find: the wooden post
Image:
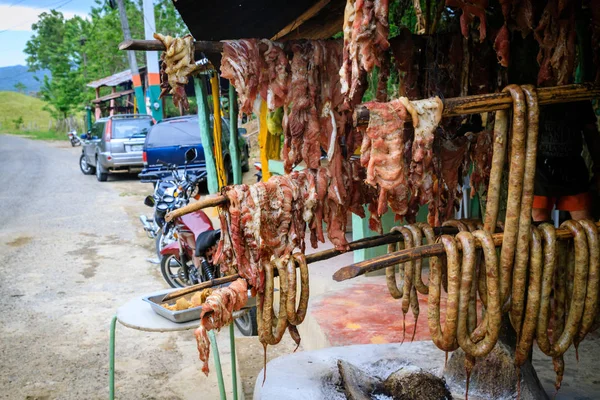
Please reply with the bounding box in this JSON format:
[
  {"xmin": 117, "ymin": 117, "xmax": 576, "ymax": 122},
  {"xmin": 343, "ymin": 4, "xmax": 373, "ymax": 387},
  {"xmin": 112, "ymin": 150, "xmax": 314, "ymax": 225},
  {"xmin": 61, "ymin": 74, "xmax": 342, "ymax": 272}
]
[
  {"xmin": 229, "ymin": 84, "xmax": 242, "ymax": 184},
  {"xmin": 194, "ymin": 76, "xmax": 219, "ymax": 194}
]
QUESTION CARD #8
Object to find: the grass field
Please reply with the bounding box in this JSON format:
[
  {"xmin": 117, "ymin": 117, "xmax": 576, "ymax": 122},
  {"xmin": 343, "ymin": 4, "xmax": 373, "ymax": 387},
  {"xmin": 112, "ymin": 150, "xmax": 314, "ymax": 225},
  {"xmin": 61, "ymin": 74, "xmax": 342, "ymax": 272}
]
[
  {"xmin": 0, "ymin": 91, "xmax": 69, "ymax": 140},
  {"xmin": 0, "ymin": 91, "xmax": 52, "ymax": 130}
]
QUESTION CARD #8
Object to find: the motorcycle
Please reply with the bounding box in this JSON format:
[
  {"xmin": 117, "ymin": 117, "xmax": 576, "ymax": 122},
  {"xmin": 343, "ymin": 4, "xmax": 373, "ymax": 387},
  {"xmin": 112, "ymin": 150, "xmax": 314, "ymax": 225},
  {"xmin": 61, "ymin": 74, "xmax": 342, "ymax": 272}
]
[
  {"xmin": 139, "ymin": 150, "xmax": 204, "ymax": 259},
  {"xmin": 68, "ymin": 130, "xmax": 82, "ymax": 147},
  {"xmin": 160, "ymin": 191, "xmax": 258, "ymax": 336}
]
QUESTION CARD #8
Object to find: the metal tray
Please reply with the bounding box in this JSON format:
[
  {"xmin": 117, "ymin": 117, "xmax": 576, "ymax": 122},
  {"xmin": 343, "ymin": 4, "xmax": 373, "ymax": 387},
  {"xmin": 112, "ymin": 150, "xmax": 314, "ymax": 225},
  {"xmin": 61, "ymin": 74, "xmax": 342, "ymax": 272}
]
[{"xmin": 143, "ymin": 287, "xmax": 257, "ymax": 323}]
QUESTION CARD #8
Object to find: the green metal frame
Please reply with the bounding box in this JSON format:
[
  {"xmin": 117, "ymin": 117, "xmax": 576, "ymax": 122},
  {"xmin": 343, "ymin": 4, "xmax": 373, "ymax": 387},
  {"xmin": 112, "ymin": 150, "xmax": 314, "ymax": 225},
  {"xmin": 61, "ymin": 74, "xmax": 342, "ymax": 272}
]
[
  {"xmin": 229, "ymin": 85, "xmax": 242, "ymax": 185},
  {"xmin": 194, "ymin": 75, "xmax": 219, "ymax": 194},
  {"xmin": 108, "ymin": 316, "xmax": 238, "ymax": 400}
]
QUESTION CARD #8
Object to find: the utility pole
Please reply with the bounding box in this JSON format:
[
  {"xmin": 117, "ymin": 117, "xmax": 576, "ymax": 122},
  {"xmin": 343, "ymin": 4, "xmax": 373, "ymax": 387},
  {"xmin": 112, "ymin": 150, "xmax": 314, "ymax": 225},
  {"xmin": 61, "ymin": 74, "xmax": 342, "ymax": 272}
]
[
  {"xmin": 142, "ymin": 0, "xmax": 163, "ymax": 121},
  {"xmin": 115, "ymin": 0, "xmax": 146, "ymax": 114}
]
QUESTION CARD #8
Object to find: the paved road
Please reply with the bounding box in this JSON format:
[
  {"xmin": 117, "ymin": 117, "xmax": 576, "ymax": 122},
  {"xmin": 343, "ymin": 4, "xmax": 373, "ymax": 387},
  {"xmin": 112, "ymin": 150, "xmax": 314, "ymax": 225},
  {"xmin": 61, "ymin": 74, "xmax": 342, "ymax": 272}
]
[{"xmin": 0, "ymin": 135, "xmax": 236, "ymax": 399}]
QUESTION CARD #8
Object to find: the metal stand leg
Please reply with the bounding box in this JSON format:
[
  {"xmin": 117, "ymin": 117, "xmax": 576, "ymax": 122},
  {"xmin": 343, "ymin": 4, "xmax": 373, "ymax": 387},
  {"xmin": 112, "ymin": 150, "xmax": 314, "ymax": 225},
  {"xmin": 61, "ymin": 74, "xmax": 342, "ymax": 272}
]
[
  {"xmin": 109, "ymin": 315, "xmax": 117, "ymax": 400},
  {"xmin": 229, "ymin": 323, "xmax": 238, "ymax": 400},
  {"xmin": 209, "ymin": 330, "xmax": 227, "ymax": 400}
]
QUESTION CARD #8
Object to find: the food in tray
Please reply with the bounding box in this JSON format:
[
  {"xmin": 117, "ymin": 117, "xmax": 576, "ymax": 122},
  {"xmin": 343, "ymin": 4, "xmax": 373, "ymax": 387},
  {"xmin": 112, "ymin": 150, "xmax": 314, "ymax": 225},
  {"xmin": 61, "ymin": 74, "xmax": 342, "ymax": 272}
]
[{"xmin": 161, "ymin": 289, "xmax": 213, "ymax": 311}]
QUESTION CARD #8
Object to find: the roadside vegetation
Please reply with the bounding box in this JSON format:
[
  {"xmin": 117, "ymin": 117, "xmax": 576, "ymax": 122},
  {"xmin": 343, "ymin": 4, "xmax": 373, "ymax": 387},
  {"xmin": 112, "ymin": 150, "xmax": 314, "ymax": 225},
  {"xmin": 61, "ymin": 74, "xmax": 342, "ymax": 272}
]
[
  {"xmin": 0, "ymin": 91, "xmax": 66, "ymax": 140},
  {"xmin": 3, "ymin": 0, "xmax": 186, "ymax": 140}
]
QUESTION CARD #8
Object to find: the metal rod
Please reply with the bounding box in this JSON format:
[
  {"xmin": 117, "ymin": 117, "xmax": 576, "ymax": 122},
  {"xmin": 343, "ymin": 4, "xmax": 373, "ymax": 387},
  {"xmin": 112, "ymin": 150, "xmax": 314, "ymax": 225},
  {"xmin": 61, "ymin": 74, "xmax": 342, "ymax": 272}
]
[
  {"xmin": 229, "ymin": 323, "xmax": 238, "ymax": 400},
  {"xmin": 209, "ymin": 330, "xmax": 227, "ymax": 399},
  {"xmin": 109, "ymin": 315, "xmax": 117, "ymax": 400},
  {"xmin": 332, "ymin": 221, "xmax": 600, "ymax": 282}
]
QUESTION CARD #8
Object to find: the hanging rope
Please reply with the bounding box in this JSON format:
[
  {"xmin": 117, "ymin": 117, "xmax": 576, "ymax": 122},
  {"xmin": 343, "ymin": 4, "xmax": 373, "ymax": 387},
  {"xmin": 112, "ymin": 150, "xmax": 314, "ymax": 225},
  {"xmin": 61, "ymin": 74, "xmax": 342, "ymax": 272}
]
[{"xmin": 211, "ymin": 71, "xmax": 227, "ymax": 188}]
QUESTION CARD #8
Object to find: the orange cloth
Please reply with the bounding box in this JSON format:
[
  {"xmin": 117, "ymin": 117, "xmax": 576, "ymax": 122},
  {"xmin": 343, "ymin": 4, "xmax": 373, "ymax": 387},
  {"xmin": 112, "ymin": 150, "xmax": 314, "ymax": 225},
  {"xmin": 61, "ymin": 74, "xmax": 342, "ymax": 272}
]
[{"xmin": 532, "ymin": 192, "xmax": 593, "ymax": 212}]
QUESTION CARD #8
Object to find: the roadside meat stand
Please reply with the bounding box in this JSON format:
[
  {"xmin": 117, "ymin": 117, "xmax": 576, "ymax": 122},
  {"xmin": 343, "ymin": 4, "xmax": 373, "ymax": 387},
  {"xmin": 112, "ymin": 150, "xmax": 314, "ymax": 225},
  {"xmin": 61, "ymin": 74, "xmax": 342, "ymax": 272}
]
[{"xmin": 120, "ymin": 0, "xmax": 600, "ymax": 398}]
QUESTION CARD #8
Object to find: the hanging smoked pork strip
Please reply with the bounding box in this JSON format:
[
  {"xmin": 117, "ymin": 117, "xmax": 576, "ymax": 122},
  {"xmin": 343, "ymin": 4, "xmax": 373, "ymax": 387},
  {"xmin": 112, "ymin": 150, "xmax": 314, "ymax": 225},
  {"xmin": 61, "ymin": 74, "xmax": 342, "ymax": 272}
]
[
  {"xmin": 445, "ymin": 0, "xmax": 489, "ymax": 42},
  {"xmin": 340, "ymin": 0, "xmax": 390, "ymax": 104},
  {"xmin": 360, "ymin": 98, "xmax": 411, "ymax": 218},
  {"xmin": 220, "ymin": 40, "xmax": 263, "ymax": 114},
  {"xmin": 534, "ymin": 0, "xmax": 576, "ymax": 86}
]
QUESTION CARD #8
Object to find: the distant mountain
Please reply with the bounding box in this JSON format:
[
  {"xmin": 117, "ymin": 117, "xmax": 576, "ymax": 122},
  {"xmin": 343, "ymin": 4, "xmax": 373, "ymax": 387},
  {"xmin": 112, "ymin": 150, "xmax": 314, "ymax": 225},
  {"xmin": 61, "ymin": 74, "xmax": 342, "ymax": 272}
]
[{"xmin": 0, "ymin": 65, "xmax": 50, "ymax": 93}]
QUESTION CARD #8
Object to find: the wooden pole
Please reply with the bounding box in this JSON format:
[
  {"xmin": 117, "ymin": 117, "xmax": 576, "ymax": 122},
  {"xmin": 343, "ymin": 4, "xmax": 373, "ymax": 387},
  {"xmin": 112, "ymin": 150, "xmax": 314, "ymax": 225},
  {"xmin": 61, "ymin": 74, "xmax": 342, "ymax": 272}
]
[
  {"xmin": 194, "ymin": 76, "xmax": 220, "ymax": 194},
  {"xmin": 119, "ymin": 39, "xmax": 224, "ymax": 54},
  {"xmin": 165, "ymin": 195, "xmax": 227, "ymax": 222},
  {"xmin": 333, "ymin": 221, "xmax": 600, "ymax": 282},
  {"xmin": 353, "ymin": 83, "xmax": 600, "ymax": 126},
  {"xmin": 160, "ymin": 226, "xmax": 460, "ymax": 302}
]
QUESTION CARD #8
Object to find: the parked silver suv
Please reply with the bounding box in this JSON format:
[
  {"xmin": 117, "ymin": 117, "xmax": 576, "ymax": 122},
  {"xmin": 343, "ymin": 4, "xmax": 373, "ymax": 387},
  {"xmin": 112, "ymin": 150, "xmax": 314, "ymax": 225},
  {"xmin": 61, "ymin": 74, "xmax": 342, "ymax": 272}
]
[{"xmin": 79, "ymin": 114, "xmax": 153, "ymax": 181}]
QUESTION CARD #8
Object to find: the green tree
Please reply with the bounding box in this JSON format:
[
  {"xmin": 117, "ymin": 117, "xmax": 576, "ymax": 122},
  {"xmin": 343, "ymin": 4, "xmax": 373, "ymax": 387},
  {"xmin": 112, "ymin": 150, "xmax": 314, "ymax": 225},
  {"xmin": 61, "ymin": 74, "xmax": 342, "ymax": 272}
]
[
  {"xmin": 14, "ymin": 82, "xmax": 26, "ymax": 93},
  {"xmin": 24, "ymin": 0, "xmax": 187, "ymax": 120}
]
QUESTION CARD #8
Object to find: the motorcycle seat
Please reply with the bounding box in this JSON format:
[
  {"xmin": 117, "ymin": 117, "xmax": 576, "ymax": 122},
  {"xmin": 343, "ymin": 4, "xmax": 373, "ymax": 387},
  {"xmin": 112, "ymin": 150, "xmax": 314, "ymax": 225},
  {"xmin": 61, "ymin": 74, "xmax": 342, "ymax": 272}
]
[{"xmin": 195, "ymin": 230, "xmax": 221, "ymax": 257}]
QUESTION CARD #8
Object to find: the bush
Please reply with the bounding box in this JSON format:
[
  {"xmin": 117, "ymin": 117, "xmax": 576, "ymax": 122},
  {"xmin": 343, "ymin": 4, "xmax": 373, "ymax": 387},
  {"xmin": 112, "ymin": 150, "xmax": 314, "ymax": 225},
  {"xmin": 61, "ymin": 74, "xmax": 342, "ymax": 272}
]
[{"xmin": 13, "ymin": 116, "xmax": 24, "ymax": 130}]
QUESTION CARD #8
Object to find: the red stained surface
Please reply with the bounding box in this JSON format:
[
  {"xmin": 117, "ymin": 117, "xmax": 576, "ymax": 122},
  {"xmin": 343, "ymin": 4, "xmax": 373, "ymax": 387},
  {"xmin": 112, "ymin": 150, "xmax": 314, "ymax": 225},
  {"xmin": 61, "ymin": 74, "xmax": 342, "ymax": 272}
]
[{"xmin": 312, "ymin": 282, "xmax": 456, "ymax": 346}]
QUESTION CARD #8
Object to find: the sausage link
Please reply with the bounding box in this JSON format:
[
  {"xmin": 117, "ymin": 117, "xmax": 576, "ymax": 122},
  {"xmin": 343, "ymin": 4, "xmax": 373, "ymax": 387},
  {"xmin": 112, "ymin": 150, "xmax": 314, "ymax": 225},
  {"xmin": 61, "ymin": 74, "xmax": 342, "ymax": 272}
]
[
  {"xmin": 410, "ymin": 285, "xmax": 420, "ymax": 342},
  {"xmin": 259, "ymin": 258, "xmax": 289, "ymax": 345},
  {"xmin": 443, "ymin": 219, "xmax": 469, "ymax": 232},
  {"xmin": 483, "ymin": 109, "xmax": 509, "ymax": 233},
  {"xmin": 510, "ymin": 85, "xmax": 539, "ymax": 333},
  {"xmin": 416, "ymin": 222, "xmax": 436, "ymax": 292},
  {"xmin": 499, "ymin": 84, "xmax": 527, "ymax": 308},
  {"xmin": 407, "ymin": 224, "xmax": 429, "ymax": 294},
  {"xmin": 428, "ymin": 235, "xmax": 460, "ymax": 351},
  {"xmin": 386, "ymin": 226, "xmax": 405, "ymax": 299},
  {"xmin": 515, "ymin": 226, "xmax": 542, "ymax": 366},
  {"xmin": 536, "ymin": 223, "xmax": 557, "ymax": 356},
  {"xmin": 552, "ymin": 241, "xmax": 567, "ymax": 344},
  {"xmin": 457, "ymin": 230, "xmax": 501, "ymax": 357},
  {"xmin": 287, "ymin": 325, "xmax": 301, "ymax": 352},
  {"xmin": 574, "ymin": 220, "xmax": 600, "ymax": 348},
  {"xmin": 551, "ymin": 220, "xmax": 589, "ymax": 355},
  {"xmin": 456, "ymin": 231, "xmax": 477, "ymax": 354},
  {"xmin": 398, "ymin": 227, "xmax": 415, "ymax": 315},
  {"xmin": 553, "ymin": 356, "xmax": 564, "ymax": 391},
  {"xmin": 286, "ymin": 253, "xmax": 309, "ymax": 326}
]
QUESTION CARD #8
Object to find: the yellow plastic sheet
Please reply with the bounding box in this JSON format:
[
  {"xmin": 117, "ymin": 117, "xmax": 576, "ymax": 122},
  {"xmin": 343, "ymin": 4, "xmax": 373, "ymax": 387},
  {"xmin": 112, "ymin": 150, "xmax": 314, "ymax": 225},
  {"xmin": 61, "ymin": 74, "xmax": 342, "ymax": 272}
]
[
  {"xmin": 257, "ymin": 102, "xmax": 282, "ymax": 181},
  {"xmin": 211, "ymin": 72, "xmax": 227, "ymax": 189}
]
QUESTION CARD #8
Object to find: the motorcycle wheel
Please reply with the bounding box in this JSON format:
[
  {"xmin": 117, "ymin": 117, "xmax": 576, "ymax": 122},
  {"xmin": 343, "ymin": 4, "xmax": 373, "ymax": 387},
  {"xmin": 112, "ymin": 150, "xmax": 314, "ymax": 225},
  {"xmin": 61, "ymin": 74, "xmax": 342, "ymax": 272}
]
[
  {"xmin": 160, "ymin": 254, "xmax": 189, "ymax": 288},
  {"xmin": 155, "ymin": 228, "xmax": 175, "ymax": 259},
  {"xmin": 234, "ymin": 307, "xmax": 258, "ymax": 336}
]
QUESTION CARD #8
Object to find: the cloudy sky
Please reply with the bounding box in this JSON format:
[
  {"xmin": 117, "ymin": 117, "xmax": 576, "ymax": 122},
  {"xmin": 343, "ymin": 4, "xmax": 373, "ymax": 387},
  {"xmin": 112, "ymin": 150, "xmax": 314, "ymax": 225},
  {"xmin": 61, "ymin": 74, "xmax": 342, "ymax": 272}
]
[{"xmin": 0, "ymin": 0, "xmax": 98, "ymax": 68}]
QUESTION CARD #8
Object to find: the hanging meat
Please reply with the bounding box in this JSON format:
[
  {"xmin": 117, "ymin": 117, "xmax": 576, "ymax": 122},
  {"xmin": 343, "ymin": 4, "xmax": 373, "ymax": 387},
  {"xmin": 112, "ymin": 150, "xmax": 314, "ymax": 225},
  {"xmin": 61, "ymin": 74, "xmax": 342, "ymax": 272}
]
[
  {"xmin": 469, "ymin": 128, "xmax": 493, "ymax": 197},
  {"xmin": 340, "ymin": 0, "xmax": 390, "ymax": 104},
  {"xmin": 220, "ymin": 39, "xmax": 263, "ymax": 114},
  {"xmin": 429, "ymin": 135, "xmax": 472, "ymax": 226},
  {"xmin": 360, "ymin": 98, "xmax": 412, "ymax": 218},
  {"xmin": 154, "ymin": 33, "xmax": 201, "ymax": 110},
  {"xmin": 408, "ymin": 97, "xmax": 444, "ymax": 214},
  {"xmin": 445, "ymin": 0, "xmax": 489, "ymax": 42},
  {"xmin": 534, "ymin": 0, "xmax": 576, "ymax": 86},
  {"xmin": 194, "ymin": 278, "xmax": 249, "ymax": 375},
  {"xmin": 590, "ymin": 0, "xmax": 600, "ymax": 85}
]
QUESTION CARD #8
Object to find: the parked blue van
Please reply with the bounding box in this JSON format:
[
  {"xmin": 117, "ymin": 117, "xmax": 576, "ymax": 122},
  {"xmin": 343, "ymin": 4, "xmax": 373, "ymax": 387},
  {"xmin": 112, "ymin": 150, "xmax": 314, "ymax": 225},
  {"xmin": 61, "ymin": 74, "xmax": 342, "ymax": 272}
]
[{"xmin": 139, "ymin": 115, "xmax": 250, "ymax": 183}]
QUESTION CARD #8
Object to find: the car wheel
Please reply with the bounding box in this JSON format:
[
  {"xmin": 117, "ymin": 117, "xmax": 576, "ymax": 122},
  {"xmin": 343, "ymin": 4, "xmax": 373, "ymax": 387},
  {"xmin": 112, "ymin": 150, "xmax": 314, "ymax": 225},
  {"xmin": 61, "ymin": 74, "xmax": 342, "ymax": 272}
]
[
  {"xmin": 234, "ymin": 307, "xmax": 258, "ymax": 336},
  {"xmin": 79, "ymin": 154, "xmax": 95, "ymax": 175},
  {"xmin": 96, "ymin": 158, "xmax": 108, "ymax": 182}
]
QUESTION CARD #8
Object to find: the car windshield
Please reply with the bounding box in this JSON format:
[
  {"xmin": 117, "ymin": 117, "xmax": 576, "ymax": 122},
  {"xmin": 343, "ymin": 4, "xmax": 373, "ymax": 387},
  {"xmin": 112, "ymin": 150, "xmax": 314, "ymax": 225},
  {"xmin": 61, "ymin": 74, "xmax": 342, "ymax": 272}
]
[{"xmin": 112, "ymin": 118, "xmax": 152, "ymax": 139}]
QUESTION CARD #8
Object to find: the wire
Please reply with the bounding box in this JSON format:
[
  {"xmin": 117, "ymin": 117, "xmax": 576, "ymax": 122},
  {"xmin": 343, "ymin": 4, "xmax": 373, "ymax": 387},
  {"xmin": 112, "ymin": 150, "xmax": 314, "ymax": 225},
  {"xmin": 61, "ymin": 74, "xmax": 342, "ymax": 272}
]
[{"xmin": 0, "ymin": 0, "xmax": 75, "ymax": 33}]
